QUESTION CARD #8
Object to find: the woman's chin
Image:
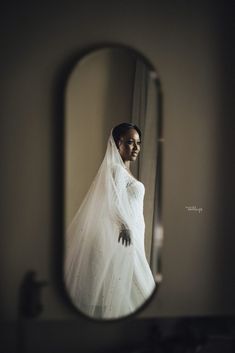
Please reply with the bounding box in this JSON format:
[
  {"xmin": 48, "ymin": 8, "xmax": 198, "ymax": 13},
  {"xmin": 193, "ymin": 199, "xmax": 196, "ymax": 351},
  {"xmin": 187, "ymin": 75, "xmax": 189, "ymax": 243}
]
[{"xmin": 130, "ymin": 155, "xmax": 138, "ymax": 161}]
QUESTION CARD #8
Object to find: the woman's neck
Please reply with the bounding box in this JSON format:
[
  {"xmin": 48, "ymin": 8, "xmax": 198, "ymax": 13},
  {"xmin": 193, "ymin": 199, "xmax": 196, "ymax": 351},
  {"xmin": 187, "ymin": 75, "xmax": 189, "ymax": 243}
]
[{"xmin": 123, "ymin": 161, "xmax": 130, "ymax": 170}]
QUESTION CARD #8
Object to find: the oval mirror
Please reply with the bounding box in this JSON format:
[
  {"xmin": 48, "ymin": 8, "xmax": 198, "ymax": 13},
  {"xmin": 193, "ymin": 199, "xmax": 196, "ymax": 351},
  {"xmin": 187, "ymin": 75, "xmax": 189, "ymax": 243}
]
[{"xmin": 63, "ymin": 46, "xmax": 163, "ymax": 320}]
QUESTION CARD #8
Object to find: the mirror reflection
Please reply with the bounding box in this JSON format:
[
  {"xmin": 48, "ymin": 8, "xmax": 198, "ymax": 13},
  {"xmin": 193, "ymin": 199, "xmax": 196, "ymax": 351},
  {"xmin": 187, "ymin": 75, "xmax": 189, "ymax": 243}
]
[{"xmin": 64, "ymin": 47, "xmax": 162, "ymax": 319}]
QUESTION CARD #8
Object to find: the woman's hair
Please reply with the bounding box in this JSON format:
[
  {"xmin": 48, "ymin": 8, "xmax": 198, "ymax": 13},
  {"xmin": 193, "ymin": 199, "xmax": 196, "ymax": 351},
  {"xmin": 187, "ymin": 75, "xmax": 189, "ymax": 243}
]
[{"xmin": 112, "ymin": 123, "xmax": 141, "ymax": 147}]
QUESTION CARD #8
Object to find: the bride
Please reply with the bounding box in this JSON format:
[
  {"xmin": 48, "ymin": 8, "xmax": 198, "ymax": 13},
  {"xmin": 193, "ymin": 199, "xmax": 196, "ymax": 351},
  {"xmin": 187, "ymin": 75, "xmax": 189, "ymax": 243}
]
[{"xmin": 64, "ymin": 122, "xmax": 155, "ymax": 319}]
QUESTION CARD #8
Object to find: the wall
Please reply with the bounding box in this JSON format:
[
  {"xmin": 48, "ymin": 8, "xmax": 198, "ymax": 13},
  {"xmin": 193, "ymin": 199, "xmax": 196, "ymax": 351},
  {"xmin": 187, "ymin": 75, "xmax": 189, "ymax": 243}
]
[
  {"xmin": 65, "ymin": 48, "xmax": 135, "ymax": 227},
  {"xmin": 0, "ymin": 0, "xmax": 234, "ymax": 326}
]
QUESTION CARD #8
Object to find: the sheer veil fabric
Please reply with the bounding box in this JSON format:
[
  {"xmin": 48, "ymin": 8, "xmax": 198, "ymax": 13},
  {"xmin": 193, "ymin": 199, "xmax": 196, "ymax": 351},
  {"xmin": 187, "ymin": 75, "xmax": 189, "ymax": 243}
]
[{"xmin": 65, "ymin": 131, "xmax": 155, "ymax": 319}]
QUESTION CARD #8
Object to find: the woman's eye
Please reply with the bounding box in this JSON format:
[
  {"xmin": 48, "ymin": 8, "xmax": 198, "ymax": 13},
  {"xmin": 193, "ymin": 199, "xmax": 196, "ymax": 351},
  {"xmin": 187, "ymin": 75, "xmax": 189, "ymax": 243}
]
[{"xmin": 126, "ymin": 140, "xmax": 141, "ymax": 146}]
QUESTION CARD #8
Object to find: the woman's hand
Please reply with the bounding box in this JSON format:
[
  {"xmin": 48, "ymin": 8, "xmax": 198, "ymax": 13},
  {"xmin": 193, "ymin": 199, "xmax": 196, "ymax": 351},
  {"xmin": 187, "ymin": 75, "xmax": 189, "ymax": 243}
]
[{"xmin": 118, "ymin": 228, "xmax": 131, "ymax": 247}]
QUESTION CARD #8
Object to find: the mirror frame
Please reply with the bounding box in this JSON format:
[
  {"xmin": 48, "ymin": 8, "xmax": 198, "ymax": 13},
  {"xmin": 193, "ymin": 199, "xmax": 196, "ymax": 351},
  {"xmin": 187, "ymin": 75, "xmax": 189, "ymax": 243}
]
[{"xmin": 56, "ymin": 43, "xmax": 164, "ymax": 322}]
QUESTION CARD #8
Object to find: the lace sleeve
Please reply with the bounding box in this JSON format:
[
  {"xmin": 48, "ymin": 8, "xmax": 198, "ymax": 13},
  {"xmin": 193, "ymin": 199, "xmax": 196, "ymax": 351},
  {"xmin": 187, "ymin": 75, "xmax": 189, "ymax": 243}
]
[{"xmin": 111, "ymin": 164, "xmax": 130, "ymax": 232}]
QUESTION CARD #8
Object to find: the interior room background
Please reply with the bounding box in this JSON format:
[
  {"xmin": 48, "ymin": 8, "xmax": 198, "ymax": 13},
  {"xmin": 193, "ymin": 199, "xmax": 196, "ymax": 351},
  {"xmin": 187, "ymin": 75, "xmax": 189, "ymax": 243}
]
[{"xmin": 0, "ymin": 1, "xmax": 234, "ymax": 352}]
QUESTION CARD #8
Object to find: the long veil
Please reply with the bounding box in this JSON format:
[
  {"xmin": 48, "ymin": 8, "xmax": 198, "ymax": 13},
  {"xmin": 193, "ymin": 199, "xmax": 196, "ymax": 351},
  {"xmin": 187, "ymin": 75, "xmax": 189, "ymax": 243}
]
[{"xmin": 64, "ymin": 132, "xmax": 139, "ymax": 318}]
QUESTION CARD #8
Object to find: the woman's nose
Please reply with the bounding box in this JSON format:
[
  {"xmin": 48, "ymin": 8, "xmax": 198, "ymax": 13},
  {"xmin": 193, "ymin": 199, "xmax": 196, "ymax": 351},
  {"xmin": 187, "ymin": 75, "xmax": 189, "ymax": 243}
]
[{"xmin": 133, "ymin": 143, "xmax": 139, "ymax": 151}]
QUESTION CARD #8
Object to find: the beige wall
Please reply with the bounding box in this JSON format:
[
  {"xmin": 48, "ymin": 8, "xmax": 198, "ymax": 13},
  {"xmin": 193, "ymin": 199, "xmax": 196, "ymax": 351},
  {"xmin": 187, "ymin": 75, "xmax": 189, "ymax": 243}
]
[
  {"xmin": 65, "ymin": 48, "xmax": 135, "ymax": 227},
  {"xmin": 0, "ymin": 1, "xmax": 234, "ymax": 322}
]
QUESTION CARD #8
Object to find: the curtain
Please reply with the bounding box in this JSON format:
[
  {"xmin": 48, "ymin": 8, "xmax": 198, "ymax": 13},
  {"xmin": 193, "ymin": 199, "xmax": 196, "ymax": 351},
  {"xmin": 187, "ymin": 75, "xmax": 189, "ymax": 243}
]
[{"xmin": 131, "ymin": 59, "xmax": 158, "ymax": 265}]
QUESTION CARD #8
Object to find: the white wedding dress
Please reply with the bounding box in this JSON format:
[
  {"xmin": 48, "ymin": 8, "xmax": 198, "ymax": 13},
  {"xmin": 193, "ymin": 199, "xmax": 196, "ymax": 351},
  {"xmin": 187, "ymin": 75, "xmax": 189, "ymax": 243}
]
[{"xmin": 65, "ymin": 133, "xmax": 155, "ymax": 319}]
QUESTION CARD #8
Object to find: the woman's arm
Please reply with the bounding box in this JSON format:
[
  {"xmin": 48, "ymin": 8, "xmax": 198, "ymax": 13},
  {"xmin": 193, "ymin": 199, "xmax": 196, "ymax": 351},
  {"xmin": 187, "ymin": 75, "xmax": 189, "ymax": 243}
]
[{"xmin": 111, "ymin": 165, "xmax": 132, "ymax": 247}]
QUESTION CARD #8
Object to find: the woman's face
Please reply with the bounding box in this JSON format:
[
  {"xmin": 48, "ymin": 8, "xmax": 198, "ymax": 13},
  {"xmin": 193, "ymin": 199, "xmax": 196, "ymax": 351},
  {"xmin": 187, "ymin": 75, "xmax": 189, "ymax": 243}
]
[{"xmin": 118, "ymin": 129, "xmax": 141, "ymax": 162}]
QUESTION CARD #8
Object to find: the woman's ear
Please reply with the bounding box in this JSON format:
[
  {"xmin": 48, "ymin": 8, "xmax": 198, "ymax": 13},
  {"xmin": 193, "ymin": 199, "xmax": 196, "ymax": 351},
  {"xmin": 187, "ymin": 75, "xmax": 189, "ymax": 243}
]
[{"xmin": 118, "ymin": 138, "xmax": 123, "ymax": 149}]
